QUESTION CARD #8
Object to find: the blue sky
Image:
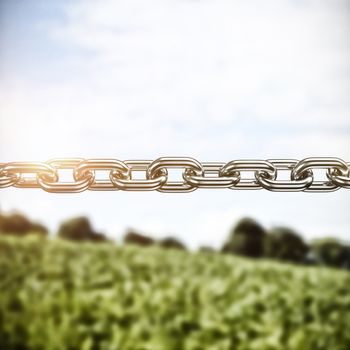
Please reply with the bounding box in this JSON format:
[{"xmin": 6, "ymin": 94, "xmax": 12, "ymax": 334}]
[{"xmin": 1, "ymin": 0, "xmax": 349, "ymax": 248}]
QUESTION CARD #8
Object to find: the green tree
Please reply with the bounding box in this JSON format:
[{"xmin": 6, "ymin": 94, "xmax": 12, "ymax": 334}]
[
  {"xmin": 124, "ymin": 230, "xmax": 155, "ymax": 247},
  {"xmin": 57, "ymin": 216, "xmax": 107, "ymax": 242},
  {"xmin": 222, "ymin": 217, "xmax": 266, "ymax": 258},
  {"xmin": 264, "ymin": 227, "xmax": 308, "ymax": 263},
  {"xmin": 310, "ymin": 238, "xmax": 350, "ymax": 269},
  {"xmin": 159, "ymin": 236, "xmax": 186, "ymax": 250},
  {"xmin": 0, "ymin": 212, "xmax": 48, "ymax": 237}
]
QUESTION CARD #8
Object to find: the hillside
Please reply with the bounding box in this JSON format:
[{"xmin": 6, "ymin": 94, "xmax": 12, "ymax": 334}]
[{"xmin": 0, "ymin": 236, "xmax": 349, "ymax": 350}]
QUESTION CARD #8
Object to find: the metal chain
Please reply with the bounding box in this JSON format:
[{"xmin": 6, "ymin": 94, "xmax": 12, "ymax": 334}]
[{"xmin": 0, "ymin": 157, "xmax": 349, "ymax": 193}]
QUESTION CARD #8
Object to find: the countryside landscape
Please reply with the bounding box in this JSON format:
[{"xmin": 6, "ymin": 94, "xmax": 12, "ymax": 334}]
[
  {"xmin": 0, "ymin": 211, "xmax": 349, "ymax": 349},
  {"xmin": 1, "ymin": 0, "xmax": 350, "ymax": 349}
]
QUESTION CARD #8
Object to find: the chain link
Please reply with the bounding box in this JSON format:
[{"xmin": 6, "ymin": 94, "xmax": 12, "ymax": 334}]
[
  {"xmin": 37, "ymin": 159, "xmax": 94, "ymax": 193},
  {"xmin": 327, "ymin": 162, "xmax": 350, "ymax": 189},
  {"xmin": 0, "ymin": 157, "xmax": 349, "ymax": 193},
  {"xmin": 291, "ymin": 158, "xmax": 349, "ymax": 192},
  {"xmin": 220, "ymin": 160, "xmax": 276, "ymax": 189},
  {"xmin": 256, "ymin": 159, "xmax": 314, "ymax": 192},
  {"xmin": 111, "ymin": 160, "xmax": 167, "ymax": 191}
]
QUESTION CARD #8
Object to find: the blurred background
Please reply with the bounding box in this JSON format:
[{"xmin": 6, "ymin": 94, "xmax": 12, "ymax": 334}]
[
  {"xmin": 1, "ymin": 2, "xmax": 350, "ymax": 349},
  {"xmin": 0, "ymin": 0, "xmax": 350, "ymax": 249}
]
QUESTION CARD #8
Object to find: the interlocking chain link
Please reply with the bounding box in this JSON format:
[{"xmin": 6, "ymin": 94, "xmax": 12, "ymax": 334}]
[{"xmin": 0, "ymin": 157, "xmax": 349, "ymax": 193}]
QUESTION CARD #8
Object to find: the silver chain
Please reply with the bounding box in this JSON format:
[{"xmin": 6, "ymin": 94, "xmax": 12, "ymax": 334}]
[{"xmin": 0, "ymin": 157, "xmax": 349, "ymax": 193}]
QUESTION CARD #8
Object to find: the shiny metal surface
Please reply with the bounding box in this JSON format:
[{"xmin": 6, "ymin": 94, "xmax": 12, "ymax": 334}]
[{"xmin": 0, "ymin": 157, "xmax": 349, "ymax": 193}]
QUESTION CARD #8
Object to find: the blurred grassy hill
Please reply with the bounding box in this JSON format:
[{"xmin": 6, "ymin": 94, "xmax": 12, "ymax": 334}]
[{"xmin": 0, "ymin": 236, "xmax": 349, "ymax": 350}]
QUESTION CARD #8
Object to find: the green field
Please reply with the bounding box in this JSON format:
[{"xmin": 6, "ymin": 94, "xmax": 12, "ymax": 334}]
[{"xmin": 0, "ymin": 236, "xmax": 349, "ymax": 350}]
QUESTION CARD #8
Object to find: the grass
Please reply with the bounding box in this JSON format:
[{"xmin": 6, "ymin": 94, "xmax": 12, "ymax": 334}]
[{"xmin": 0, "ymin": 235, "xmax": 349, "ymax": 350}]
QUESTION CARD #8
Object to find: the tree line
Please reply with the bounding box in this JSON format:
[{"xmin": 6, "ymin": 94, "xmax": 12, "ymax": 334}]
[{"xmin": 0, "ymin": 211, "xmax": 349, "ymax": 270}]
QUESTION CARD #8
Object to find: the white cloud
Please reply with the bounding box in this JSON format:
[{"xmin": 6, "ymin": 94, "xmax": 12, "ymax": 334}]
[
  {"xmin": 45, "ymin": 0, "xmax": 350, "ymax": 127},
  {"xmin": 0, "ymin": 0, "xmax": 349, "ymax": 247}
]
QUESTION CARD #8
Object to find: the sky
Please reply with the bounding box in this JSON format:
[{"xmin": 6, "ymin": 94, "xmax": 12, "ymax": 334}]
[{"xmin": 0, "ymin": 0, "xmax": 349, "ymax": 248}]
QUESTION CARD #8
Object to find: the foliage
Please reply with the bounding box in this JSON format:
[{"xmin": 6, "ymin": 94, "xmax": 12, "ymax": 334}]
[
  {"xmin": 222, "ymin": 217, "xmax": 266, "ymax": 258},
  {"xmin": 158, "ymin": 236, "xmax": 186, "ymax": 250},
  {"xmin": 124, "ymin": 231, "xmax": 186, "ymax": 250},
  {"xmin": 264, "ymin": 227, "xmax": 308, "ymax": 263},
  {"xmin": 0, "ymin": 212, "xmax": 47, "ymax": 237},
  {"xmin": 199, "ymin": 246, "xmax": 216, "ymax": 253},
  {"xmin": 124, "ymin": 230, "xmax": 155, "ymax": 247},
  {"xmin": 0, "ymin": 236, "xmax": 349, "ymax": 350},
  {"xmin": 310, "ymin": 238, "xmax": 350, "ymax": 269},
  {"xmin": 57, "ymin": 216, "xmax": 107, "ymax": 242}
]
